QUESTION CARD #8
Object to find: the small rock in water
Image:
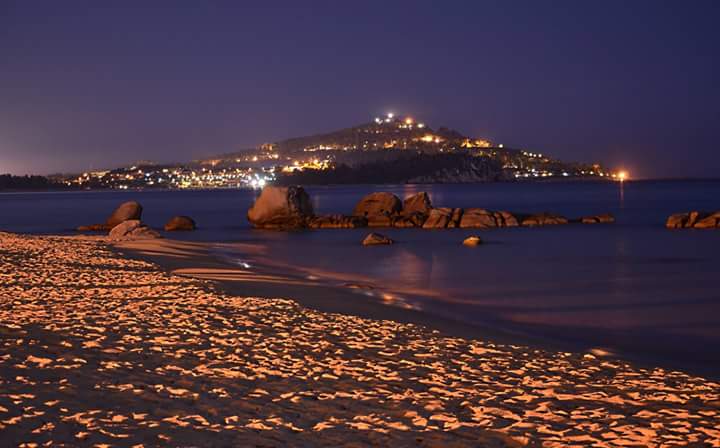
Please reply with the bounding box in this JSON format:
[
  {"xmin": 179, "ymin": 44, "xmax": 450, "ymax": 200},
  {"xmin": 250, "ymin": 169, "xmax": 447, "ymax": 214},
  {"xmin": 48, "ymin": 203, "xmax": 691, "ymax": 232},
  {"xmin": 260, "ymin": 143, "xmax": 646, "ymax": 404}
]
[
  {"xmin": 580, "ymin": 213, "xmax": 615, "ymax": 224},
  {"xmin": 521, "ymin": 213, "xmax": 569, "ymax": 226},
  {"xmin": 164, "ymin": 215, "xmax": 196, "ymax": 231},
  {"xmin": 462, "ymin": 235, "xmax": 483, "ymax": 246},
  {"xmin": 362, "ymin": 232, "xmax": 394, "ymax": 246}
]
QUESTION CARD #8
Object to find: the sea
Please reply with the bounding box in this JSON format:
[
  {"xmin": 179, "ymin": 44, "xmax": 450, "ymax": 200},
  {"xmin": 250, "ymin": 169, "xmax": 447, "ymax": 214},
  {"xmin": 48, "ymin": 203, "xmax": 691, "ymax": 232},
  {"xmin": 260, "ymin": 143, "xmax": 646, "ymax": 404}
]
[{"xmin": 2, "ymin": 180, "xmax": 719, "ymax": 375}]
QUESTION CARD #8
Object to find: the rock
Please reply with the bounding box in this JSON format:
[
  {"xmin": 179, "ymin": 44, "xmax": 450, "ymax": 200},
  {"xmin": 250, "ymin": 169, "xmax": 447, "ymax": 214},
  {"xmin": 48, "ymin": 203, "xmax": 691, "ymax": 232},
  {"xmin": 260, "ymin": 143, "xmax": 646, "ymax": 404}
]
[
  {"xmin": 247, "ymin": 186, "xmax": 314, "ymax": 229},
  {"xmin": 164, "ymin": 216, "xmax": 196, "ymax": 231},
  {"xmin": 352, "ymin": 192, "xmax": 402, "ymax": 227},
  {"xmin": 362, "ymin": 232, "xmax": 394, "ymax": 246},
  {"xmin": 667, "ymin": 211, "xmax": 720, "ymax": 229},
  {"xmin": 521, "ymin": 213, "xmax": 569, "ymax": 227},
  {"xmin": 448, "ymin": 208, "xmax": 464, "ymax": 228},
  {"xmin": 580, "ymin": 213, "xmax": 615, "ymax": 224},
  {"xmin": 497, "ymin": 211, "xmax": 519, "ymax": 227},
  {"xmin": 422, "ymin": 208, "xmax": 453, "ymax": 229},
  {"xmin": 459, "ymin": 208, "xmax": 498, "ymax": 228},
  {"xmin": 403, "ymin": 192, "xmax": 432, "ymax": 216},
  {"xmin": 693, "ymin": 215, "xmax": 718, "ymax": 229},
  {"xmin": 462, "ymin": 235, "xmax": 483, "ymax": 246},
  {"xmin": 106, "ymin": 201, "xmax": 143, "ymax": 228},
  {"xmin": 686, "ymin": 211, "xmax": 702, "ymax": 228},
  {"xmin": 307, "ymin": 215, "xmax": 368, "ymax": 229},
  {"xmin": 393, "ymin": 212, "xmax": 427, "ymax": 228},
  {"xmin": 693, "ymin": 212, "xmax": 720, "ymax": 228},
  {"xmin": 77, "ymin": 200, "xmax": 143, "ymax": 232},
  {"xmin": 108, "ymin": 220, "xmax": 161, "ymax": 240},
  {"xmin": 666, "ymin": 213, "xmax": 689, "ymax": 229},
  {"xmin": 108, "ymin": 220, "xmax": 141, "ymax": 238}
]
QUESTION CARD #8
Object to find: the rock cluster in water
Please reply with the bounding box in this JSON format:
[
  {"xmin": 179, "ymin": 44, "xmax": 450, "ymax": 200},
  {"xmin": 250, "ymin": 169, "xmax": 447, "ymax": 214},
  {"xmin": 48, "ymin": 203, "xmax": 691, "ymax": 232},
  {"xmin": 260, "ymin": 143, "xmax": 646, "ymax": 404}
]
[
  {"xmin": 77, "ymin": 200, "xmax": 144, "ymax": 231},
  {"xmin": 247, "ymin": 186, "xmax": 615, "ymax": 231},
  {"xmin": 666, "ymin": 211, "xmax": 720, "ymax": 229},
  {"xmin": 77, "ymin": 201, "xmax": 196, "ymax": 239}
]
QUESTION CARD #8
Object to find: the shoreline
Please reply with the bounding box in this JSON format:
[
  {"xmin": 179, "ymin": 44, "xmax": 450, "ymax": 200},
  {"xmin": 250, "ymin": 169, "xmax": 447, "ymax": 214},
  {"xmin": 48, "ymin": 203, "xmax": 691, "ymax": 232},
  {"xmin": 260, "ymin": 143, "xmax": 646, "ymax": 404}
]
[
  {"xmin": 116, "ymin": 236, "xmax": 720, "ymax": 381},
  {"xmin": 2, "ymin": 231, "xmax": 720, "ymax": 445},
  {"xmin": 114, "ymin": 237, "xmax": 542, "ymax": 347}
]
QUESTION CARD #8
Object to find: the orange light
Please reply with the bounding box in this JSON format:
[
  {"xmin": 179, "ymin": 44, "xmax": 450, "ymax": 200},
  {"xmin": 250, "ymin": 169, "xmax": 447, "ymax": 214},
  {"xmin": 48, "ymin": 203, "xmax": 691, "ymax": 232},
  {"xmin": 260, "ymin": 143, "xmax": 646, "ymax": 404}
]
[{"xmin": 618, "ymin": 171, "xmax": 628, "ymax": 181}]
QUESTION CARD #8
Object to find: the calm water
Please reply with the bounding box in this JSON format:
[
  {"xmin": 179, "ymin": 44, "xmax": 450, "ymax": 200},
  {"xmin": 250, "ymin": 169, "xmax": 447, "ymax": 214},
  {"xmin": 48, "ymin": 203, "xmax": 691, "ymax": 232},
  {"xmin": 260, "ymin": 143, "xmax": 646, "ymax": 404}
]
[{"xmin": 2, "ymin": 181, "xmax": 719, "ymax": 373}]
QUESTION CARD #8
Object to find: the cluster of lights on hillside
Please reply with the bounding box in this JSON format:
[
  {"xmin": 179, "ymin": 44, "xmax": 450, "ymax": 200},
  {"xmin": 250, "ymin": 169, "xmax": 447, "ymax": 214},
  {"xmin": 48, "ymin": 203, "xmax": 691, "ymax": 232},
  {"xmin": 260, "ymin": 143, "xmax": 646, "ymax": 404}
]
[
  {"xmin": 374, "ymin": 113, "xmax": 425, "ymax": 129},
  {"xmin": 62, "ymin": 111, "xmax": 628, "ymax": 190}
]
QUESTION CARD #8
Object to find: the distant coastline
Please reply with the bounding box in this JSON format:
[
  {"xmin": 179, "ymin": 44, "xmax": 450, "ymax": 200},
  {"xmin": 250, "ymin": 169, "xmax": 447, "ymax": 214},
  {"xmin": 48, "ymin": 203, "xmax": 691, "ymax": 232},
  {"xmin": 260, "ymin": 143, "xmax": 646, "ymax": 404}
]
[{"xmin": 8, "ymin": 176, "xmax": 720, "ymax": 194}]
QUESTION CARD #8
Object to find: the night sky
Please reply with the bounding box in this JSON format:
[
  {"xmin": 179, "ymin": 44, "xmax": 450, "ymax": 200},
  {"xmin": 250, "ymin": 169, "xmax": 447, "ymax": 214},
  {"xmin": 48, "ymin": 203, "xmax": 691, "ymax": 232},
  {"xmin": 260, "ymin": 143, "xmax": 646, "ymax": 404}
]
[{"xmin": 1, "ymin": 1, "xmax": 719, "ymax": 178}]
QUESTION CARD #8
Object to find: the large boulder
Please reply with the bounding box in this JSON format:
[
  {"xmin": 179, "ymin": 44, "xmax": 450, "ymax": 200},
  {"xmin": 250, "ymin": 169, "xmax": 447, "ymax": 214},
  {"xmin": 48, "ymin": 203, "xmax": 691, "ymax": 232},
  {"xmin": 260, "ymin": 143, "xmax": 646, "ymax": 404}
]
[
  {"xmin": 307, "ymin": 214, "xmax": 368, "ymax": 229},
  {"xmin": 106, "ymin": 201, "xmax": 143, "ymax": 228},
  {"xmin": 108, "ymin": 220, "xmax": 161, "ymax": 240},
  {"xmin": 164, "ymin": 216, "xmax": 196, "ymax": 231},
  {"xmin": 247, "ymin": 186, "xmax": 314, "ymax": 229},
  {"xmin": 352, "ymin": 192, "xmax": 402, "ymax": 227},
  {"xmin": 459, "ymin": 208, "xmax": 498, "ymax": 228},
  {"xmin": 422, "ymin": 208, "xmax": 453, "ymax": 229},
  {"xmin": 77, "ymin": 200, "xmax": 143, "ymax": 232},
  {"xmin": 362, "ymin": 232, "xmax": 394, "ymax": 246},
  {"xmin": 403, "ymin": 192, "xmax": 432, "ymax": 216}
]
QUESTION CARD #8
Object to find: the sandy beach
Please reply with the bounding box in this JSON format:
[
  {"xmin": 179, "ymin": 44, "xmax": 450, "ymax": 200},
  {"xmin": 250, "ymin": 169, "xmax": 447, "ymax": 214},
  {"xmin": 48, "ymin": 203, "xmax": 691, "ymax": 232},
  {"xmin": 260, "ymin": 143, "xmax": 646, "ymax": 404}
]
[{"xmin": 1, "ymin": 232, "xmax": 719, "ymax": 446}]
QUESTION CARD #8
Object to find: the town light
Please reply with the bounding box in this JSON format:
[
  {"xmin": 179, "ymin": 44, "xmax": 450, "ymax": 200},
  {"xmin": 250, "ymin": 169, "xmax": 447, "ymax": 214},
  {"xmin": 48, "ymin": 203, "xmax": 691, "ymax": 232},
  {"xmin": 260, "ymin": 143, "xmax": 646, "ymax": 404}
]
[
  {"xmin": 618, "ymin": 171, "xmax": 628, "ymax": 181},
  {"xmin": 405, "ymin": 117, "xmax": 413, "ymax": 125}
]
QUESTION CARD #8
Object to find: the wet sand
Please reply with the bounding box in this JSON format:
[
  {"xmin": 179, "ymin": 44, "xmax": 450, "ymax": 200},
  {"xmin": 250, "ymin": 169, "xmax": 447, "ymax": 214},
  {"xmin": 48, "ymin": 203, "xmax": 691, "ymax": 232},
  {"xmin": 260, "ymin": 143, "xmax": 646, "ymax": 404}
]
[{"xmin": 1, "ymin": 232, "xmax": 719, "ymax": 446}]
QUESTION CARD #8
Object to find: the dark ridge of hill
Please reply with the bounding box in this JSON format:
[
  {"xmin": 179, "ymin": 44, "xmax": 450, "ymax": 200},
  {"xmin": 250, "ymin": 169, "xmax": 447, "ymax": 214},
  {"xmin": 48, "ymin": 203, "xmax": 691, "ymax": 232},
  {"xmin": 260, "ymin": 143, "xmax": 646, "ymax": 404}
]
[
  {"xmin": 272, "ymin": 117, "xmax": 483, "ymax": 154},
  {"xmin": 276, "ymin": 153, "xmax": 506, "ymax": 185},
  {"xmin": 0, "ymin": 174, "xmax": 71, "ymax": 191}
]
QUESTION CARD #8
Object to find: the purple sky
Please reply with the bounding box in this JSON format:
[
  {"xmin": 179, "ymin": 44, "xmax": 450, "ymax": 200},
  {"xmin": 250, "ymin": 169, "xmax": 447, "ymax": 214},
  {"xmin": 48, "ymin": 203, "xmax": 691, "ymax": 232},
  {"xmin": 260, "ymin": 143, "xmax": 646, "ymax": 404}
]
[{"xmin": 1, "ymin": 1, "xmax": 719, "ymax": 178}]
